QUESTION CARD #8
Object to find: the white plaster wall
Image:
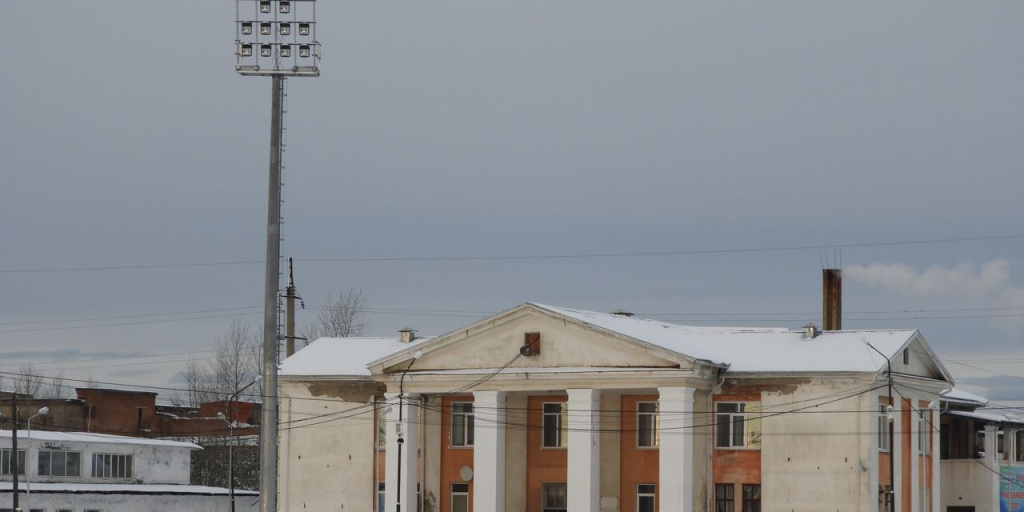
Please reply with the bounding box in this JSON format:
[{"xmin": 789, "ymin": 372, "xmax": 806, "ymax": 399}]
[
  {"xmin": 3, "ymin": 437, "xmax": 194, "ymax": 484},
  {"xmin": 278, "ymin": 379, "xmax": 379, "ymax": 512},
  {"xmin": 0, "ymin": 492, "xmax": 259, "ymax": 511},
  {"xmin": 760, "ymin": 378, "xmax": 870, "ymax": 512},
  {"xmin": 941, "ymin": 460, "xmax": 995, "ymax": 512}
]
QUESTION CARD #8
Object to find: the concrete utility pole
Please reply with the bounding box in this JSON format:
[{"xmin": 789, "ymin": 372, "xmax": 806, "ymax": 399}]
[
  {"xmin": 235, "ymin": 2, "xmax": 320, "ymax": 510},
  {"xmin": 285, "ymin": 257, "xmax": 303, "ymax": 358}
]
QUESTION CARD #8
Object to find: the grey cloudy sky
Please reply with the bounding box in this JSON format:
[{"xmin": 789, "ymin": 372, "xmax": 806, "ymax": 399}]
[{"xmin": 2, "ymin": 2, "xmax": 1023, "ymax": 402}]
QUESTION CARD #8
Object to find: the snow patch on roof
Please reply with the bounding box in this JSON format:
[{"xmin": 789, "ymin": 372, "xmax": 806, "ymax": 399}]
[
  {"xmin": 941, "ymin": 387, "xmax": 990, "ymax": 407},
  {"xmin": 0, "ymin": 430, "xmax": 200, "ymax": 450},
  {"xmin": 533, "ymin": 303, "xmax": 917, "ymax": 373},
  {"xmin": 279, "ymin": 336, "xmax": 432, "ymax": 377}
]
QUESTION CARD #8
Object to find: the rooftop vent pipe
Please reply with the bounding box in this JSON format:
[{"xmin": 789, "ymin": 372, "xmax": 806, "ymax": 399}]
[
  {"xmin": 803, "ymin": 323, "xmax": 819, "ymax": 339},
  {"xmin": 399, "ymin": 328, "xmax": 416, "ymax": 343}
]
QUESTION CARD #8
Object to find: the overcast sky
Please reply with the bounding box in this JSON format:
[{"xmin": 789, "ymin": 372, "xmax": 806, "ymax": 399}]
[{"xmin": 2, "ymin": 2, "xmax": 1023, "ymax": 403}]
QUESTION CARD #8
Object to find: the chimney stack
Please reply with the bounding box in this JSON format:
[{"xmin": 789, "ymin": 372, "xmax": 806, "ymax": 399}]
[
  {"xmin": 822, "ymin": 269, "xmax": 842, "ymax": 331},
  {"xmin": 399, "ymin": 328, "xmax": 417, "ymax": 343}
]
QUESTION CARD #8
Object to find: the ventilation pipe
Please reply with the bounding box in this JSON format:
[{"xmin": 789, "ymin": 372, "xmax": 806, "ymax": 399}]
[{"xmin": 399, "ymin": 328, "xmax": 417, "ymax": 343}]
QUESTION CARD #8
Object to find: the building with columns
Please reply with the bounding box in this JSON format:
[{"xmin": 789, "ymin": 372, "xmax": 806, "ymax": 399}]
[{"xmin": 277, "ymin": 303, "xmax": 952, "ymax": 512}]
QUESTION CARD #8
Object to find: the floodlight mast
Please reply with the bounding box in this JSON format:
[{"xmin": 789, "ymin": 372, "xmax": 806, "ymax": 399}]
[{"xmin": 235, "ymin": 2, "xmax": 319, "ymax": 512}]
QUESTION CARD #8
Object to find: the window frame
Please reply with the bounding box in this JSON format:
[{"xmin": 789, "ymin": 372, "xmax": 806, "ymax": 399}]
[
  {"xmin": 542, "ymin": 482, "xmax": 568, "ymax": 512},
  {"xmin": 877, "ymin": 404, "xmax": 891, "ymax": 452},
  {"xmin": 637, "ymin": 483, "xmax": 656, "ymax": 512},
  {"xmin": 450, "ymin": 402, "xmax": 475, "ymax": 448},
  {"xmin": 637, "ymin": 402, "xmax": 660, "ymax": 449},
  {"xmin": 742, "ymin": 484, "xmax": 761, "ymax": 512},
  {"xmin": 451, "ymin": 482, "xmax": 470, "ymax": 512},
  {"xmin": 715, "ymin": 402, "xmax": 761, "ymax": 449},
  {"xmin": 715, "ymin": 483, "xmax": 735, "ymax": 512},
  {"xmin": 37, "ymin": 450, "xmax": 82, "ymax": 477},
  {"xmin": 542, "ymin": 402, "xmax": 568, "ymax": 449},
  {"xmin": 0, "ymin": 449, "xmax": 25, "ymax": 476},
  {"xmin": 92, "ymin": 452, "xmax": 133, "ymax": 479}
]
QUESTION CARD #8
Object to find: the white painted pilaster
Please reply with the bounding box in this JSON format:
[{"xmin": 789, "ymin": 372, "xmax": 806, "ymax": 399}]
[
  {"xmin": 474, "ymin": 390, "xmax": 507, "ymax": 512},
  {"xmin": 986, "ymin": 424, "xmax": 1000, "ymax": 512},
  {"xmin": 384, "ymin": 392, "xmax": 420, "ymax": 512},
  {"xmin": 659, "ymin": 386, "xmax": 695, "ymax": 512},
  {"xmin": 568, "ymin": 388, "xmax": 601, "ymax": 512}
]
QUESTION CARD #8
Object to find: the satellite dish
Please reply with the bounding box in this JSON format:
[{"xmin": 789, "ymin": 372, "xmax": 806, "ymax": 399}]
[{"xmin": 460, "ymin": 466, "xmax": 474, "ymax": 481}]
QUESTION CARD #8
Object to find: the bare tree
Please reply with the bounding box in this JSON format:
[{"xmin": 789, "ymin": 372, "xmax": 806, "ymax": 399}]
[
  {"xmin": 13, "ymin": 363, "xmax": 46, "ymax": 397},
  {"xmin": 45, "ymin": 369, "xmax": 72, "ymax": 400},
  {"xmin": 181, "ymin": 357, "xmax": 215, "ymax": 409},
  {"xmin": 302, "ymin": 288, "xmax": 369, "ymax": 343}
]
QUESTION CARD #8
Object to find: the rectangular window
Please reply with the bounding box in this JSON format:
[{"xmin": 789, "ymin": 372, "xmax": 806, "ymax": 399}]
[
  {"xmin": 542, "ymin": 403, "xmax": 567, "ymax": 448},
  {"xmin": 0, "ymin": 449, "xmax": 25, "ymax": 476},
  {"xmin": 451, "ymin": 402, "xmax": 475, "ymax": 447},
  {"xmin": 637, "ymin": 483, "xmax": 656, "ymax": 512},
  {"xmin": 715, "ymin": 484, "xmax": 735, "ymax": 512},
  {"xmin": 451, "ymin": 483, "xmax": 470, "ymax": 512},
  {"xmin": 377, "ymin": 483, "xmax": 385, "ymax": 512},
  {"xmin": 637, "ymin": 402, "xmax": 659, "ymax": 448},
  {"xmin": 878, "ymin": 404, "xmax": 891, "ymax": 452},
  {"xmin": 715, "ymin": 403, "xmax": 761, "ymax": 449},
  {"xmin": 879, "ymin": 485, "xmax": 893, "ymax": 512},
  {"xmin": 543, "ymin": 483, "xmax": 567, "ymax": 512},
  {"xmin": 92, "ymin": 453, "xmax": 133, "ymax": 479},
  {"xmin": 742, "ymin": 484, "xmax": 761, "ymax": 512},
  {"xmin": 918, "ymin": 410, "xmax": 930, "ymax": 455},
  {"xmin": 377, "ymin": 406, "xmax": 388, "ymax": 450},
  {"xmin": 38, "ymin": 450, "xmax": 81, "ymax": 477}
]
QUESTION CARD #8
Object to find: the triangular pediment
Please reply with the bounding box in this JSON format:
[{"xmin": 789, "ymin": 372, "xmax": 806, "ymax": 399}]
[
  {"xmin": 888, "ymin": 332, "xmax": 954, "ymax": 384},
  {"xmin": 369, "ymin": 303, "xmax": 703, "ymax": 376}
]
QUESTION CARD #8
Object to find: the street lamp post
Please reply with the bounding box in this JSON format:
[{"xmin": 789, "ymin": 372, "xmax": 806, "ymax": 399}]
[
  {"xmin": 26, "ymin": 406, "xmax": 50, "ymax": 512},
  {"xmin": 395, "ymin": 351, "xmax": 422, "ymax": 512},
  {"xmin": 234, "ymin": 3, "xmax": 319, "ymax": 511},
  {"xmin": 220, "ymin": 377, "xmax": 262, "ymax": 512},
  {"xmin": 864, "ymin": 340, "xmax": 895, "ymax": 512}
]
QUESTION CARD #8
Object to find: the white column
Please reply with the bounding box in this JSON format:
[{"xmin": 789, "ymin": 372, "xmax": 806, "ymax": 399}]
[
  {"xmin": 659, "ymin": 386, "xmax": 695, "ymax": 512},
  {"xmin": 385, "ymin": 392, "xmax": 420, "ymax": 512},
  {"xmin": 474, "ymin": 391, "xmax": 507, "ymax": 512},
  {"xmin": 986, "ymin": 424, "xmax": 1000, "ymax": 512},
  {"xmin": 930, "ymin": 407, "xmax": 940, "ymax": 512},
  {"xmin": 567, "ymin": 388, "xmax": 601, "ymax": 512}
]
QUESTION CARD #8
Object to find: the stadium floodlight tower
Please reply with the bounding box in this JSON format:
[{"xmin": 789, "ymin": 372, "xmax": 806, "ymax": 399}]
[{"xmin": 235, "ymin": 2, "xmax": 319, "ymax": 512}]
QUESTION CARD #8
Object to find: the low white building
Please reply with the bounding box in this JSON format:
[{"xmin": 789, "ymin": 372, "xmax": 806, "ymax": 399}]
[{"xmin": 0, "ymin": 430, "xmax": 258, "ymax": 512}]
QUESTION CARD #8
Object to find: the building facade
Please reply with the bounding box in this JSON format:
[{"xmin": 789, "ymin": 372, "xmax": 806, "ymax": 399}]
[
  {"xmin": 0, "ymin": 430, "xmax": 258, "ymax": 511},
  {"xmin": 278, "ymin": 303, "xmax": 952, "ymax": 512}
]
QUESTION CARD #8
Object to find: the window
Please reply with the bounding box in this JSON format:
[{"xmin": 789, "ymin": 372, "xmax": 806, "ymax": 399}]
[
  {"xmin": 903, "ymin": 348, "xmax": 910, "ymax": 365},
  {"xmin": 1, "ymin": 449, "xmax": 25, "ymax": 476},
  {"xmin": 451, "ymin": 483, "xmax": 469, "ymax": 512},
  {"xmin": 637, "ymin": 483, "xmax": 656, "ymax": 512},
  {"xmin": 742, "ymin": 484, "xmax": 761, "ymax": 512},
  {"xmin": 918, "ymin": 410, "xmax": 930, "ymax": 454},
  {"xmin": 637, "ymin": 402, "xmax": 659, "ymax": 448},
  {"xmin": 92, "ymin": 453, "xmax": 133, "ymax": 479},
  {"xmin": 877, "ymin": 404, "xmax": 891, "ymax": 452},
  {"xmin": 377, "ymin": 483, "xmax": 385, "ymax": 512},
  {"xmin": 38, "ymin": 450, "xmax": 81, "ymax": 477},
  {"xmin": 542, "ymin": 403, "xmax": 567, "ymax": 448},
  {"xmin": 879, "ymin": 485, "xmax": 893, "ymax": 512},
  {"xmin": 451, "ymin": 402, "xmax": 474, "ymax": 447},
  {"xmin": 543, "ymin": 483, "xmax": 567, "ymax": 512},
  {"xmin": 715, "ymin": 484, "xmax": 735, "ymax": 512},
  {"xmin": 377, "ymin": 406, "xmax": 388, "ymax": 450},
  {"xmin": 715, "ymin": 403, "xmax": 761, "ymax": 449}
]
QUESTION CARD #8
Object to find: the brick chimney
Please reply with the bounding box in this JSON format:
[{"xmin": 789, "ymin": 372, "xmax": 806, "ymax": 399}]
[{"xmin": 822, "ymin": 269, "xmax": 842, "ymax": 331}]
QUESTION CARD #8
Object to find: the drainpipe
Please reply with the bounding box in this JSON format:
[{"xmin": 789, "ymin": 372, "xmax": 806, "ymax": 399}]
[{"xmin": 706, "ymin": 373, "xmax": 726, "ymax": 512}]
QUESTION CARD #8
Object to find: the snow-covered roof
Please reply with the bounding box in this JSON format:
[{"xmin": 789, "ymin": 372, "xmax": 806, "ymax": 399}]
[
  {"xmin": 0, "ymin": 482, "xmax": 258, "ymax": 496},
  {"xmin": 941, "ymin": 387, "xmax": 990, "ymax": 407},
  {"xmin": 533, "ymin": 304, "xmax": 919, "ymax": 373},
  {"xmin": 946, "ymin": 409, "xmax": 1024, "ymax": 426},
  {"xmin": 279, "ymin": 336, "xmax": 431, "ymax": 377},
  {"xmin": 0, "ymin": 430, "xmax": 200, "ymax": 450}
]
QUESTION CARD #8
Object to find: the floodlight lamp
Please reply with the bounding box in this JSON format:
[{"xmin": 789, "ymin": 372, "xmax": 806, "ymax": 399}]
[
  {"xmin": 241, "ymin": 44, "xmax": 253, "ymax": 57},
  {"xmin": 280, "ymin": 45, "xmax": 291, "ymax": 57},
  {"xmin": 280, "ymin": 23, "xmax": 290, "ymax": 35},
  {"xmin": 259, "ymin": 1, "xmax": 271, "ymax": 13},
  {"xmin": 298, "ymin": 23, "xmax": 310, "ymax": 36},
  {"xmin": 38, "ymin": 407, "xmax": 50, "ymax": 415},
  {"xmin": 279, "ymin": 1, "xmax": 291, "ymax": 14},
  {"xmin": 260, "ymin": 23, "xmax": 272, "ymax": 36},
  {"xmin": 241, "ymin": 23, "xmax": 253, "ymax": 35},
  {"xmin": 299, "ymin": 45, "xmax": 310, "ymax": 58},
  {"xmin": 261, "ymin": 45, "xmax": 272, "ymax": 57}
]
